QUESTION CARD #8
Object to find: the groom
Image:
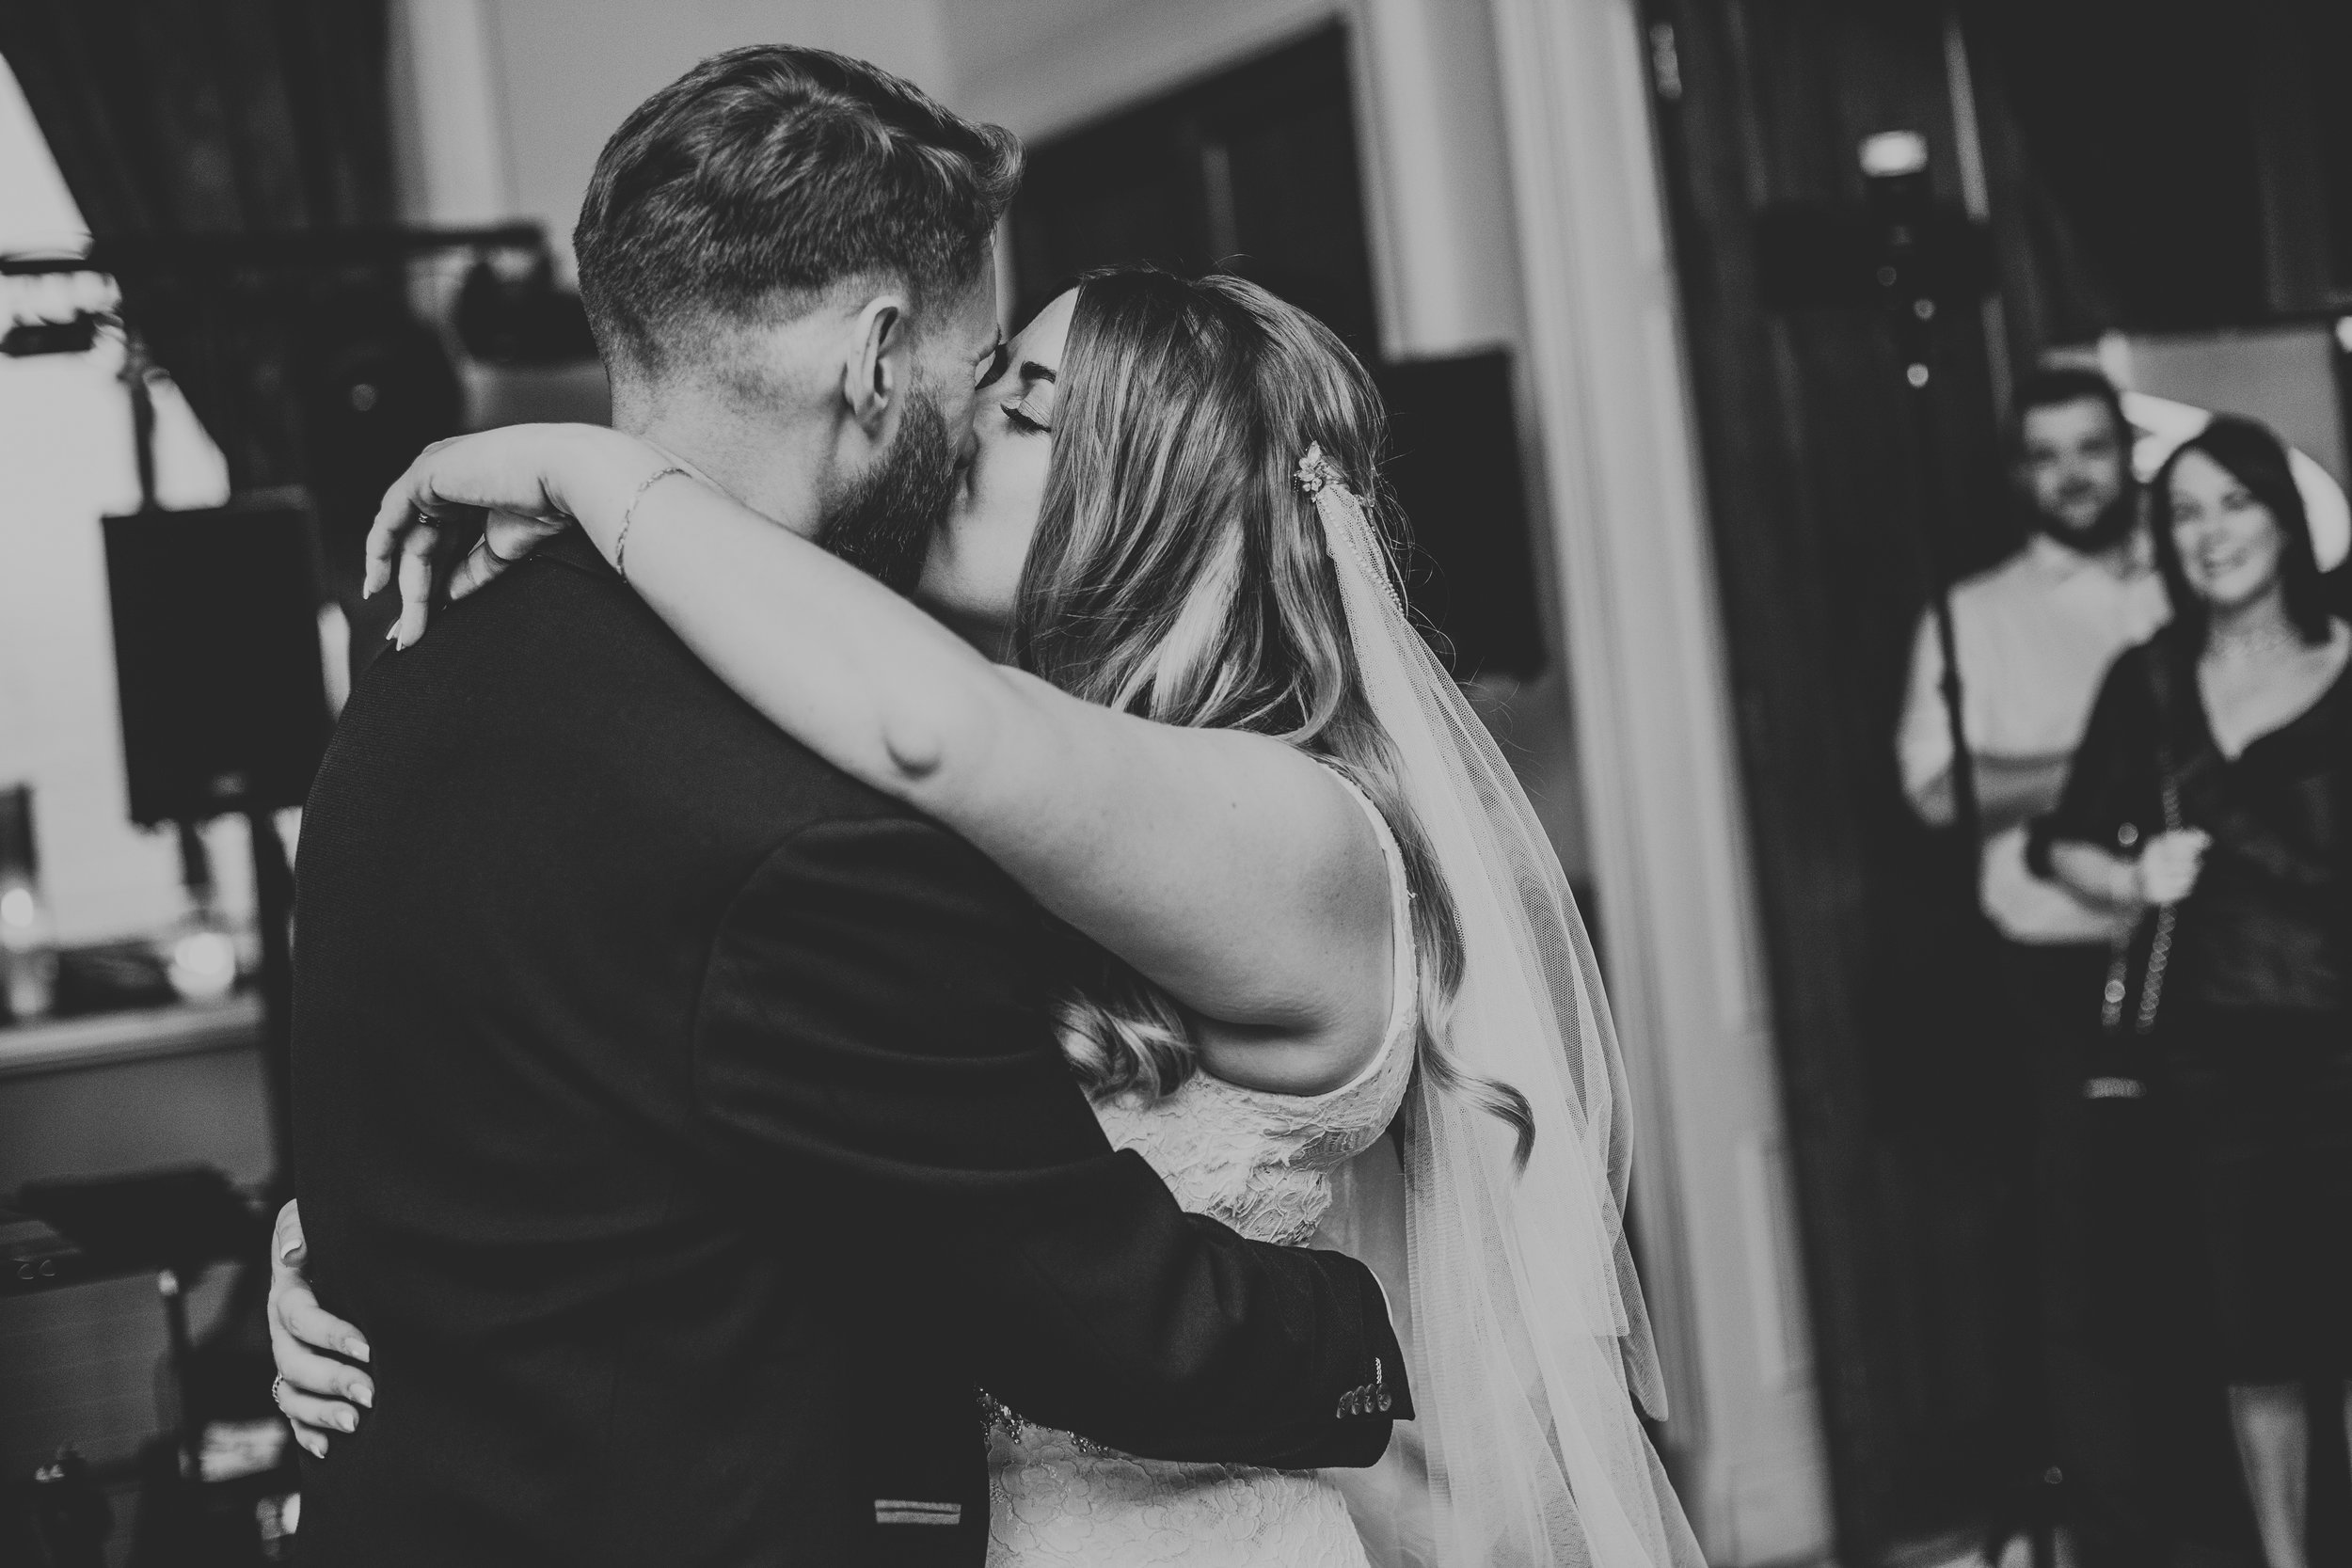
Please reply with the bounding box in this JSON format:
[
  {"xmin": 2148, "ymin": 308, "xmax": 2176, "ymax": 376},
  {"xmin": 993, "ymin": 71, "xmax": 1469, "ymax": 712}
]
[{"xmin": 289, "ymin": 45, "xmax": 1407, "ymax": 1568}]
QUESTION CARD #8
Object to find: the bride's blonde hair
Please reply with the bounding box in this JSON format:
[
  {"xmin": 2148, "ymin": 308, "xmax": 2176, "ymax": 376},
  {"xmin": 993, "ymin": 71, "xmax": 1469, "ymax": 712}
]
[{"xmin": 1011, "ymin": 265, "xmax": 1531, "ymax": 1160}]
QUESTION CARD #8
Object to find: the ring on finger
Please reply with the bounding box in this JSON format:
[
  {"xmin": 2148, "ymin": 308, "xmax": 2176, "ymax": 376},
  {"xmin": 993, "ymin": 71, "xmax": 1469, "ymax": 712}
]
[{"xmin": 272, "ymin": 1373, "xmax": 290, "ymax": 1413}]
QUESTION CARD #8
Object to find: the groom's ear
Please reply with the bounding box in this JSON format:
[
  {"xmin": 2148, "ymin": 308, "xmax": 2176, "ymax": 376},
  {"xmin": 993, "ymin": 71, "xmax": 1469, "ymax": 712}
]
[{"xmin": 841, "ymin": 291, "xmax": 913, "ymax": 436}]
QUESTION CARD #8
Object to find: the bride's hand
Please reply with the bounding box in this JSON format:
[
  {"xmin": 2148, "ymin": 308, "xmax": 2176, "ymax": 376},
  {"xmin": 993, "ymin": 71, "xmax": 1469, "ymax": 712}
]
[
  {"xmin": 366, "ymin": 423, "xmax": 654, "ymax": 649},
  {"xmin": 267, "ymin": 1199, "xmax": 373, "ymax": 1457}
]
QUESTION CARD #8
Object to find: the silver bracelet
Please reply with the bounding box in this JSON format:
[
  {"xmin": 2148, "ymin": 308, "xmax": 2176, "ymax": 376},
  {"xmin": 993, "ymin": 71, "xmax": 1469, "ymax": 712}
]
[{"xmin": 615, "ymin": 464, "xmax": 689, "ymax": 583}]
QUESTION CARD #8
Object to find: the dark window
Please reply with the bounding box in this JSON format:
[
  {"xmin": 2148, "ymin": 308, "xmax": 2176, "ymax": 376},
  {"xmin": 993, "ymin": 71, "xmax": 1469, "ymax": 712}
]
[{"xmin": 1009, "ymin": 26, "xmax": 1379, "ymax": 355}]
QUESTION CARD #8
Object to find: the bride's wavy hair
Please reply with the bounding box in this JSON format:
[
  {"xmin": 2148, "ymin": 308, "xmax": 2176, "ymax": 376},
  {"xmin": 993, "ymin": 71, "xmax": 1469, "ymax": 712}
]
[{"xmin": 1010, "ymin": 265, "xmax": 1533, "ymax": 1162}]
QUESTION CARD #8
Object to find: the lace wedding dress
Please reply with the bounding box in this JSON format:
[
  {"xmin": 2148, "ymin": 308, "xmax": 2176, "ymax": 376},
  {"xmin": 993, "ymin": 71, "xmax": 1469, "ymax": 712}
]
[{"xmin": 982, "ymin": 776, "xmax": 1417, "ymax": 1567}]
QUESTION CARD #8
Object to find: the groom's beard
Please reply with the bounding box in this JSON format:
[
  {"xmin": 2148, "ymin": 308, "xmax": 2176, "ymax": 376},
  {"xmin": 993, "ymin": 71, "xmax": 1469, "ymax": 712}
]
[{"xmin": 815, "ymin": 388, "xmax": 960, "ymax": 594}]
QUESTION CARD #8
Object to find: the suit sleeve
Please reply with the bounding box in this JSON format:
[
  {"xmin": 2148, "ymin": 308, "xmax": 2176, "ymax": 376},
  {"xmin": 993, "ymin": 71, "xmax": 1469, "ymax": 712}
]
[{"xmin": 690, "ymin": 813, "xmax": 1410, "ymax": 1467}]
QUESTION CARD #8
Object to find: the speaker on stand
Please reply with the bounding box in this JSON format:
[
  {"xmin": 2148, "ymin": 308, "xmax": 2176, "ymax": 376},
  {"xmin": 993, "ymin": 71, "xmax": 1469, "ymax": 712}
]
[{"xmin": 102, "ymin": 471, "xmax": 333, "ymax": 1193}]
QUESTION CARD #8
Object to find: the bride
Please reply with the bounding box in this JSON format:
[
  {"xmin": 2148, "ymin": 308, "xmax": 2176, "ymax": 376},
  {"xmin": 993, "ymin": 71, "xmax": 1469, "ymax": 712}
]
[{"xmin": 267, "ymin": 264, "xmax": 1699, "ymax": 1568}]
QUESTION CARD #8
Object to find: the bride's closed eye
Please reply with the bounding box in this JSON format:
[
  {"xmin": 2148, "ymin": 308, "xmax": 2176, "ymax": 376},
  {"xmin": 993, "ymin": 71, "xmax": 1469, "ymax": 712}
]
[
  {"xmin": 998, "ymin": 358, "xmax": 1058, "ymax": 435},
  {"xmin": 1002, "ymin": 394, "xmax": 1053, "ymax": 435}
]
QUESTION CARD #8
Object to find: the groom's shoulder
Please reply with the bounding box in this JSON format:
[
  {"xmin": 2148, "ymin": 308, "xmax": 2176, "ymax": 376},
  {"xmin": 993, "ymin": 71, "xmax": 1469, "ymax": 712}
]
[
  {"xmin": 526, "ymin": 548, "xmax": 898, "ymax": 820},
  {"xmin": 349, "ymin": 538, "xmax": 906, "ymax": 842}
]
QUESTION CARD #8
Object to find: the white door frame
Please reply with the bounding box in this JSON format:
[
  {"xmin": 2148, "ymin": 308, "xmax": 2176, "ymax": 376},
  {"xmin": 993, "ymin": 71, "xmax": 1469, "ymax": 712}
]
[{"xmin": 1484, "ymin": 0, "xmax": 1834, "ymax": 1558}]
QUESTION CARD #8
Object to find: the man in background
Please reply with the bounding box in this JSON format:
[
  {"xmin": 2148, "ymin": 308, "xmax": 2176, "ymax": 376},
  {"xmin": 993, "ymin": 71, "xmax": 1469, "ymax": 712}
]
[{"xmin": 1899, "ymin": 366, "xmax": 2167, "ymax": 942}]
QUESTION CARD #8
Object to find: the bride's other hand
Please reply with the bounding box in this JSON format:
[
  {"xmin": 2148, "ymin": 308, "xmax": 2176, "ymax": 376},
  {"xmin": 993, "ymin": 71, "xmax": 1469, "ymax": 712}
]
[
  {"xmin": 366, "ymin": 424, "xmax": 655, "ymax": 649},
  {"xmin": 267, "ymin": 1199, "xmax": 373, "ymax": 1457}
]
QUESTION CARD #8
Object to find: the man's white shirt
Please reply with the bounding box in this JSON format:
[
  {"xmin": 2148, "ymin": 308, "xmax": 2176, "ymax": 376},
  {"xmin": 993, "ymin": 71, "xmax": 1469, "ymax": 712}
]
[{"xmin": 1898, "ymin": 532, "xmax": 2170, "ymax": 944}]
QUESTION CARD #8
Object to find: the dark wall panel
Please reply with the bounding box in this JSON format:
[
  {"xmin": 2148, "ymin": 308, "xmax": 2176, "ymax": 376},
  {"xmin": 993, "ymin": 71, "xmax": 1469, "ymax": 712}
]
[{"xmin": 1640, "ymin": 0, "xmax": 2062, "ymax": 1553}]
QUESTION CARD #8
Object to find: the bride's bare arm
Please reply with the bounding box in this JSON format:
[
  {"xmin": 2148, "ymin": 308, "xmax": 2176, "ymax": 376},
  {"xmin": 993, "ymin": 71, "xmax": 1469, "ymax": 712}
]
[{"xmin": 371, "ymin": 427, "xmax": 1392, "ymax": 1094}]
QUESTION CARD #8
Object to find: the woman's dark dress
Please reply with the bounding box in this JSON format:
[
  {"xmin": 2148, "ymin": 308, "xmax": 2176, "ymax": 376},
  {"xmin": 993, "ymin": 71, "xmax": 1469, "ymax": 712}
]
[{"xmin": 2035, "ymin": 625, "xmax": 2352, "ymax": 1379}]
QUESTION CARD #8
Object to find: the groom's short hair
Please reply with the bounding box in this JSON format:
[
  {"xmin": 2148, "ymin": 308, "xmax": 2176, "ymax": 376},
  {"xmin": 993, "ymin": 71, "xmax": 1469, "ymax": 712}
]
[{"xmin": 576, "ymin": 46, "xmax": 1021, "ymax": 377}]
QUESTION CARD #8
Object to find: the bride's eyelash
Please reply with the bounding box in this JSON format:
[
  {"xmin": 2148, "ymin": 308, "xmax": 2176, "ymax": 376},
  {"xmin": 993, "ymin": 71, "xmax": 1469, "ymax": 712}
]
[{"xmin": 1003, "ymin": 398, "xmax": 1052, "ymax": 435}]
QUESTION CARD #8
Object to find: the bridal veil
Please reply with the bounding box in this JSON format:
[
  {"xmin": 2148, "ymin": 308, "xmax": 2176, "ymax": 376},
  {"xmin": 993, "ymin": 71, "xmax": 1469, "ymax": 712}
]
[{"xmin": 1296, "ymin": 446, "xmax": 1704, "ymax": 1568}]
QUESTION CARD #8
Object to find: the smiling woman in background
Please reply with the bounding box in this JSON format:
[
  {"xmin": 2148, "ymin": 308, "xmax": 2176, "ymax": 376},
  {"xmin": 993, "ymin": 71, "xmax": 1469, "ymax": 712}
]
[{"xmin": 2031, "ymin": 417, "xmax": 2351, "ymax": 1568}]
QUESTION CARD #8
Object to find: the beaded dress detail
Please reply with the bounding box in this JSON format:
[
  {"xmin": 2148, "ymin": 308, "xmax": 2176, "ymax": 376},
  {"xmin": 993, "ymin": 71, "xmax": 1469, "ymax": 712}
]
[{"xmin": 983, "ymin": 772, "xmax": 1417, "ymax": 1567}]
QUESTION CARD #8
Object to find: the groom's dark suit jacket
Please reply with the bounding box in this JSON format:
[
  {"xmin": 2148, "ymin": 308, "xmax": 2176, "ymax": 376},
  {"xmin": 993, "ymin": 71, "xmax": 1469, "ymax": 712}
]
[{"xmin": 291, "ymin": 534, "xmax": 1407, "ymax": 1567}]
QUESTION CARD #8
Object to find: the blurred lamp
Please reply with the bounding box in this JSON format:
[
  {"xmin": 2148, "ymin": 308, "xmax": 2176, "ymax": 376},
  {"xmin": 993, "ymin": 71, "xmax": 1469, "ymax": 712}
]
[{"xmin": 167, "ymin": 927, "xmax": 239, "ymax": 1004}]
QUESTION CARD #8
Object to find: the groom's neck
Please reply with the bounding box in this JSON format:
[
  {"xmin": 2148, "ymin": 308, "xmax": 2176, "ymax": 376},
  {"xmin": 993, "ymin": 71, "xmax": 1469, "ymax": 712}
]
[{"xmin": 612, "ymin": 386, "xmax": 825, "ymax": 541}]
